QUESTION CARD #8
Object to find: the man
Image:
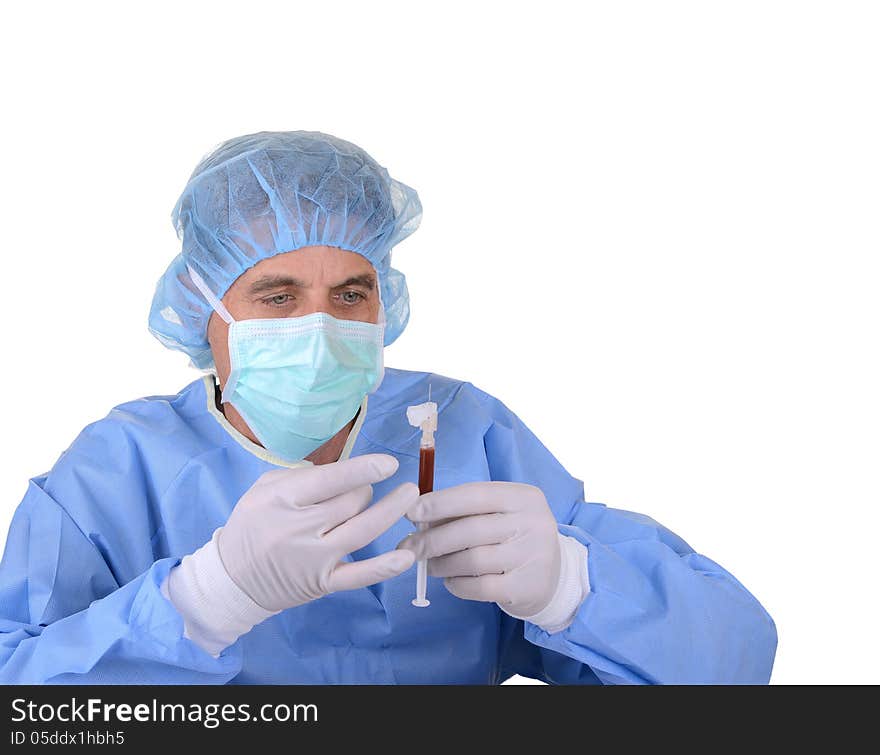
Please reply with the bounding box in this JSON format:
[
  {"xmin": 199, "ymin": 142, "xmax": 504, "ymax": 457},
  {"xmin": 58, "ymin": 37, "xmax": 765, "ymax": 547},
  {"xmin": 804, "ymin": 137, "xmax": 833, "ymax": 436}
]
[{"xmin": 0, "ymin": 131, "xmax": 777, "ymax": 684}]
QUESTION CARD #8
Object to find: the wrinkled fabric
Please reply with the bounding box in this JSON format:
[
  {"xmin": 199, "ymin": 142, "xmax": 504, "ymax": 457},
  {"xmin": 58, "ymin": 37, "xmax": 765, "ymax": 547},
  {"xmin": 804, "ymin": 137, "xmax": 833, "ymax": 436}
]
[
  {"xmin": 149, "ymin": 131, "xmax": 422, "ymax": 368},
  {"xmin": 0, "ymin": 369, "xmax": 777, "ymax": 684}
]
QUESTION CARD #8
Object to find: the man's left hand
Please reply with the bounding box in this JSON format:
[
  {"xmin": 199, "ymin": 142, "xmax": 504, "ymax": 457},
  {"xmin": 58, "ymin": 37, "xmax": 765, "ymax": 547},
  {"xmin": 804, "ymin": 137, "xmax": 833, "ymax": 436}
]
[{"xmin": 397, "ymin": 481, "xmax": 561, "ymax": 617}]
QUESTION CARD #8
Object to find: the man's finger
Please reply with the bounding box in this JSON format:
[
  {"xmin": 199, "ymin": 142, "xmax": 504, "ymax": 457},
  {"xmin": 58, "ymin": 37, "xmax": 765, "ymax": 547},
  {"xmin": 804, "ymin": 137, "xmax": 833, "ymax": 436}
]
[
  {"xmin": 407, "ymin": 482, "xmax": 522, "ymax": 524},
  {"xmin": 327, "ymin": 549, "xmax": 416, "ymax": 592},
  {"xmin": 316, "ymin": 484, "xmax": 373, "ymax": 535},
  {"xmin": 397, "ymin": 512, "xmax": 518, "ymax": 561},
  {"xmin": 427, "ymin": 542, "xmax": 515, "ymax": 578},
  {"xmin": 325, "ymin": 482, "xmax": 419, "ymax": 553},
  {"xmin": 443, "ymin": 574, "xmax": 504, "ymax": 604},
  {"xmin": 257, "ymin": 454, "xmax": 399, "ymax": 508}
]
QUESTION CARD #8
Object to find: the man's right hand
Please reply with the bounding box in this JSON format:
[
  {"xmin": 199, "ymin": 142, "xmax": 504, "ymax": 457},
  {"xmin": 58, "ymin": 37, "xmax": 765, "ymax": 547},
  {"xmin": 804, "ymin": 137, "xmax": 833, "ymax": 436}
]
[{"xmin": 217, "ymin": 454, "xmax": 418, "ymax": 612}]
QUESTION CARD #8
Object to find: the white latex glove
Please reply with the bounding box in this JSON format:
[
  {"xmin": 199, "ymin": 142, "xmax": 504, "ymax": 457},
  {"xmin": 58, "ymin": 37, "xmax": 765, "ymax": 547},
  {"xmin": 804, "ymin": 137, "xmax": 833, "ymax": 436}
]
[
  {"xmin": 398, "ymin": 481, "xmax": 561, "ymax": 618},
  {"xmin": 218, "ymin": 454, "xmax": 418, "ymax": 612}
]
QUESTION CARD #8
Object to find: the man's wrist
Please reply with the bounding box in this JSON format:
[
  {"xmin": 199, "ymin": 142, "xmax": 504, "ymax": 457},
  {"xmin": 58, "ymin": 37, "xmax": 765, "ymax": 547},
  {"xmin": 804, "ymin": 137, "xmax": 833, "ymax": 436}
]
[
  {"xmin": 161, "ymin": 528, "xmax": 278, "ymax": 657},
  {"xmin": 509, "ymin": 533, "xmax": 590, "ymax": 634}
]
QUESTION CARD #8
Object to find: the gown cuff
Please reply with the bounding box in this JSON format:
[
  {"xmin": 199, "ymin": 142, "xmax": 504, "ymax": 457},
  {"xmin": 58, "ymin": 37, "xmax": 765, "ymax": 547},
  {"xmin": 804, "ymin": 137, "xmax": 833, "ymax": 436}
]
[
  {"xmin": 515, "ymin": 533, "xmax": 590, "ymax": 634},
  {"xmin": 160, "ymin": 528, "xmax": 278, "ymax": 657}
]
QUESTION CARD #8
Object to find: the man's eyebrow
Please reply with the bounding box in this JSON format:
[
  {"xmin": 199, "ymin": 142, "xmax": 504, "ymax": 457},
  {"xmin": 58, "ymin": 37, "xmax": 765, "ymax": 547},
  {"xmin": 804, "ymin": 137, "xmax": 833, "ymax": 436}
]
[
  {"xmin": 331, "ymin": 275, "xmax": 376, "ymax": 290},
  {"xmin": 248, "ymin": 274, "xmax": 376, "ymax": 295},
  {"xmin": 248, "ymin": 275, "xmax": 307, "ymax": 294}
]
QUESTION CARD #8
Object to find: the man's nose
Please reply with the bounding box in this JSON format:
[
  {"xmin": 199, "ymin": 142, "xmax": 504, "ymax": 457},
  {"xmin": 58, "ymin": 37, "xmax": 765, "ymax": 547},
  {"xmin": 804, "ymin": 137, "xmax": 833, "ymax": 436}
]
[{"xmin": 291, "ymin": 294, "xmax": 331, "ymax": 317}]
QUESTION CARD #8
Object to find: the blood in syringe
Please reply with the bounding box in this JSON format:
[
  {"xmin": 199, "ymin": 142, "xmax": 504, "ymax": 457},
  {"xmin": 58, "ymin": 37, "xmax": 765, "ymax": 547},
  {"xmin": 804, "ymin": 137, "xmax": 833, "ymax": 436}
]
[{"xmin": 418, "ymin": 446, "xmax": 435, "ymax": 495}]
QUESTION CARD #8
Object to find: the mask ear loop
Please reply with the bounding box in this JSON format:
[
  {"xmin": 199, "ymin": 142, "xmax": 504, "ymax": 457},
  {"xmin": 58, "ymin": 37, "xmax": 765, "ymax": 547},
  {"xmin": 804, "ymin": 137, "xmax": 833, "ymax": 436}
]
[
  {"xmin": 187, "ymin": 264, "xmax": 239, "ymax": 399},
  {"xmin": 376, "ymin": 276, "xmax": 387, "ymax": 329},
  {"xmin": 370, "ymin": 272, "xmax": 387, "ymax": 395},
  {"xmin": 187, "ymin": 265, "xmax": 235, "ymax": 325}
]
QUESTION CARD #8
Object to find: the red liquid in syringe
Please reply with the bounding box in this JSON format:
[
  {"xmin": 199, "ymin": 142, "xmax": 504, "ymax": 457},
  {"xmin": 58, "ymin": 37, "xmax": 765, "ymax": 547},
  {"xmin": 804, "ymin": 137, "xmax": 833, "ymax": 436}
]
[{"xmin": 418, "ymin": 446, "xmax": 435, "ymax": 495}]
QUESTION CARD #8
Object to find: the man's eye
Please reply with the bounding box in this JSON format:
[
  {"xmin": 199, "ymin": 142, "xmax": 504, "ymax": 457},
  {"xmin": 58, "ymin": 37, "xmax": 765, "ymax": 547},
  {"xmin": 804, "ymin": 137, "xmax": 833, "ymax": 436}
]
[
  {"xmin": 264, "ymin": 294, "xmax": 293, "ymax": 306},
  {"xmin": 340, "ymin": 291, "xmax": 365, "ymax": 305}
]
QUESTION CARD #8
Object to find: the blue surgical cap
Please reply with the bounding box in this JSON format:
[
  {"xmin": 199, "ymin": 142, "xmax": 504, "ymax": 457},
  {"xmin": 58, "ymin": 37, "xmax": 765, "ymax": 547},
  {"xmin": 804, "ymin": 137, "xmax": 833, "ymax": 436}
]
[{"xmin": 149, "ymin": 130, "xmax": 422, "ymax": 369}]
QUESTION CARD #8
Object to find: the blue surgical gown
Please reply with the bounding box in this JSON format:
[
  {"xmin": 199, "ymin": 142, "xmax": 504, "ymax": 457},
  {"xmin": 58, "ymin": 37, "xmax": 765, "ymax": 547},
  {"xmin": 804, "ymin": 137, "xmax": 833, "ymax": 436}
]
[{"xmin": 0, "ymin": 369, "xmax": 777, "ymax": 684}]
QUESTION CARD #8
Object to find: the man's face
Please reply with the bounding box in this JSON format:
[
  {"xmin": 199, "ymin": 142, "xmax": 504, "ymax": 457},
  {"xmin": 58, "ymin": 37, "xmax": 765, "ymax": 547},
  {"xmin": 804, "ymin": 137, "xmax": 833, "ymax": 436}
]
[{"xmin": 207, "ymin": 245, "xmax": 381, "ymax": 388}]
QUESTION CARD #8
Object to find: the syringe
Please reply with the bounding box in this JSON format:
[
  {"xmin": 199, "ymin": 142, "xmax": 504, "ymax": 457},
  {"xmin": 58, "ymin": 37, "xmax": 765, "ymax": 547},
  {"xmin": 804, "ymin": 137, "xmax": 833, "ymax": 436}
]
[{"xmin": 406, "ymin": 397, "xmax": 438, "ymax": 608}]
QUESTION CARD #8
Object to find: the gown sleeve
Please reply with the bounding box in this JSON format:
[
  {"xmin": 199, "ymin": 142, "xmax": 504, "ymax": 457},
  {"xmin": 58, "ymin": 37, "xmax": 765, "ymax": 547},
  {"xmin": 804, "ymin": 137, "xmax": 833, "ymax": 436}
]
[
  {"xmin": 473, "ymin": 386, "xmax": 778, "ymax": 685},
  {"xmin": 0, "ymin": 415, "xmax": 243, "ymax": 684}
]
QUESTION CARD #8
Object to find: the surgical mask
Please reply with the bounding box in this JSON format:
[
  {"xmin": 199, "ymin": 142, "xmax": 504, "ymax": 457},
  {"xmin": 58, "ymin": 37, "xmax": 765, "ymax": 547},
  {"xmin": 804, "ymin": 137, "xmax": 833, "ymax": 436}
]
[{"xmin": 187, "ymin": 265, "xmax": 385, "ymax": 461}]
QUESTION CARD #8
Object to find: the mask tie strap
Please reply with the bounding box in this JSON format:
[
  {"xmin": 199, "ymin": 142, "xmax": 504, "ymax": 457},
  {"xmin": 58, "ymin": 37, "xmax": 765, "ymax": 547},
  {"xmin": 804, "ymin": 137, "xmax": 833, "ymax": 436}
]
[{"xmin": 187, "ymin": 264, "xmax": 235, "ymax": 324}]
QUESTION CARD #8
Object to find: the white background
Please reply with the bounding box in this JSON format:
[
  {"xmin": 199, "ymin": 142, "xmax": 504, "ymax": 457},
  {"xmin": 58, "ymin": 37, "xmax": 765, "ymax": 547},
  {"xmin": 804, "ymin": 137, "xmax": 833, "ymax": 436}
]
[{"xmin": 1, "ymin": 1, "xmax": 877, "ymax": 684}]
